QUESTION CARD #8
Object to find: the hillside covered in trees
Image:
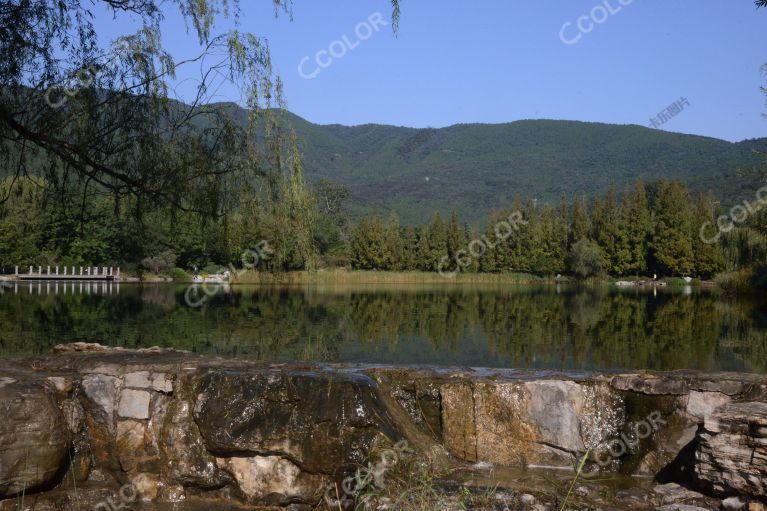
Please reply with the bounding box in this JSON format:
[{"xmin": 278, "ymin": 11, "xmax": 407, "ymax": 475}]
[
  {"xmin": 229, "ymin": 108, "xmax": 767, "ymax": 224},
  {"xmin": 11, "ymin": 101, "xmax": 765, "ymax": 226}
]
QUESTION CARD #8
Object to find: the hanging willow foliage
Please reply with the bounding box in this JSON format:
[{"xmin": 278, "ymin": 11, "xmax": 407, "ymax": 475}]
[{"xmin": 0, "ymin": 0, "xmax": 400, "ymax": 214}]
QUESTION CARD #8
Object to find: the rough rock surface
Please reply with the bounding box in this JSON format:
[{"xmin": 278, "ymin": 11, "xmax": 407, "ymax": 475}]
[
  {"xmin": 696, "ymin": 401, "xmax": 767, "ymax": 499},
  {"xmin": 0, "ymin": 379, "xmax": 70, "ymax": 496},
  {"xmin": 0, "ymin": 346, "xmax": 764, "ymax": 509},
  {"xmin": 440, "ymin": 380, "xmax": 623, "ymax": 467},
  {"xmin": 193, "ymin": 371, "xmax": 402, "ymax": 477}
]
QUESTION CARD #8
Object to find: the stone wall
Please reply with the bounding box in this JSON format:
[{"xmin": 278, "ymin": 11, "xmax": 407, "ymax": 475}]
[{"xmin": 0, "ymin": 345, "xmax": 765, "ymax": 509}]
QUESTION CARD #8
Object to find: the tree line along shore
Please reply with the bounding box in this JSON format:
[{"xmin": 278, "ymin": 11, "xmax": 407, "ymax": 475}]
[{"xmin": 1, "ymin": 177, "xmax": 765, "ymax": 290}]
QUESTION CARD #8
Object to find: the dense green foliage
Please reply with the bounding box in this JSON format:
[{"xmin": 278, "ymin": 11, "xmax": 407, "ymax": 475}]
[
  {"xmin": 349, "ymin": 180, "xmax": 766, "ymax": 279},
  {"xmin": 3, "ymin": 173, "xmax": 765, "ymax": 280},
  {"xmin": 0, "ymin": 0, "xmax": 310, "ymax": 274},
  {"xmin": 0, "ymin": 121, "xmax": 321, "ymax": 275}
]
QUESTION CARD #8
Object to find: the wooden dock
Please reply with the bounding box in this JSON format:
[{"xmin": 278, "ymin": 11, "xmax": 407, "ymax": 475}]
[{"xmin": 12, "ymin": 266, "xmax": 120, "ymax": 281}]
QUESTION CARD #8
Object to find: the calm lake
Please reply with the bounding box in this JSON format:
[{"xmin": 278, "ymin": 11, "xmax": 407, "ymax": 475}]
[{"xmin": 0, "ymin": 281, "xmax": 765, "ymax": 372}]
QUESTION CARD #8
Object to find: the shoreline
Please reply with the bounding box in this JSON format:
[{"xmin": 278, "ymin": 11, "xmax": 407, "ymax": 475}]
[{"xmin": 0, "ymin": 269, "xmax": 718, "ymax": 288}]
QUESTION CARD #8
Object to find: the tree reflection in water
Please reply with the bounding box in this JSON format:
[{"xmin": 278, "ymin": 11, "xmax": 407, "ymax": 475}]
[{"xmin": 0, "ymin": 283, "xmax": 764, "ymax": 373}]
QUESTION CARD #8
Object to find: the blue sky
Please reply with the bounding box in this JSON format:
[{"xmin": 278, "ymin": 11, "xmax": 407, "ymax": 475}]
[{"xmin": 94, "ymin": 1, "xmax": 767, "ymax": 141}]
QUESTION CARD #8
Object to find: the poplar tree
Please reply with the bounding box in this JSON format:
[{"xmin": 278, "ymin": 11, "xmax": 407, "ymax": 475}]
[{"xmin": 692, "ymin": 193, "xmax": 726, "ymax": 278}]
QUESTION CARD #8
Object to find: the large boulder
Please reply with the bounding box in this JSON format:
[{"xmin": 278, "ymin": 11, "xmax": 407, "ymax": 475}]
[
  {"xmin": 192, "ymin": 370, "xmax": 403, "ymax": 504},
  {"xmin": 0, "ymin": 379, "xmax": 70, "ymax": 497}
]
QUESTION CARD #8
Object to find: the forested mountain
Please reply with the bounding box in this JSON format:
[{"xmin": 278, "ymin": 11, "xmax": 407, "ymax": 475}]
[
  {"xmin": 260, "ymin": 109, "xmax": 767, "ymax": 224},
  {"xmin": 6, "ymin": 95, "xmax": 765, "ymax": 225}
]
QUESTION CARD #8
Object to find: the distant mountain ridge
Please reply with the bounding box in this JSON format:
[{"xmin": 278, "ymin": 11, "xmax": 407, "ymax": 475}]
[
  {"xmin": 15, "ymin": 90, "xmax": 761, "ymax": 225},
  {"xmin": 249, "ymin": 109, "xmax": 766, "ymax": 224}
]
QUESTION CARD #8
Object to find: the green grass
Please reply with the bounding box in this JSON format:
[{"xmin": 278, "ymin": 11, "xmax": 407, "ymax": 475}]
[
  {"xmin": 661, "ymin": 277, "xmax": 698, "ymax": 287},
  {"xmin": 230, "ymin": 269, "xmax": 553, "ymax": 285},
  {"xmin": 169, "ymin": 267, "xmax": 193, "ymax": 283},
  {"xmin": 347, "ymin": 447, "xmax": 509, "ymax": 511},
  {"xmin": 715, "ymin": 266, "xmax": 766, "ymax": 293}
]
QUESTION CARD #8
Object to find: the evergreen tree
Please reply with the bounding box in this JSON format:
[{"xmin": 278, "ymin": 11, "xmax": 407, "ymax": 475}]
[
  {"xmin": 592, "ymin": 184, "xmax": 631, "ymax": 275},
  {"xmin": 606, "ymin": 185, "xmax": 623, "ymax": 273},
  {"xmin": 520, "ymin": 199, "xmax": 540, "ymax": 273},
  {"xmin": 401, "ymin": 226, "xmax": 419, "ymax": 271},
  {"xmin": 536, "ymin": 204, "xmax": 567, "ymax": 275},
  {"xmin": 479, "ymin": 210, "xmax": 499, "ymax": 273},
  {"xmin": 649, "ymin": 180, "xmax": 695, "ymax": 276},
  {"xmin": 591, "ymin": 197, "xmax": 605, "ymax": 260},
  {"xmin": 464, "ymin": 224, "xmax": 481, "ymax": 273},
  {"xmin": 570, "ymin": 194, "xmax": 591, "ymax": 248},
  {"xmin": 495, "ymin": 208, "xmax": 514, "ymax": 272},
  {"xmin": 428, "ymin": 213, "xmax": 448, "ymax": 271},
  {"xmin": 0, "ymin": 177, "xmax": 45, "ymax": 267},
  {"xmin": 350, "ymin": 215, "xmax": 387, "ymax": 270},
  {"xmin": 447, "ymin": 210, "xmax": 465, "ymax": 261},
  {"xmin": 350, "ymin": 217, "xmax": 370, "ymax": 270},
  {"xmin": 557, "ymin": 195, "xmax": 571, "ymax": 262},
  {"xmin": 416, "ymin": 225, "xmax": 431, "ymax": 271},
  {"xmin": 383, "ymin": 212, "xmax": 404, "ymax": 271},
  {"xmin": 623, "ymin": 180, "xmax": 652, "ymax": 275},
  {"xmin": 508, "ymin": 197, "xmax": 527, "ymax": 271}
]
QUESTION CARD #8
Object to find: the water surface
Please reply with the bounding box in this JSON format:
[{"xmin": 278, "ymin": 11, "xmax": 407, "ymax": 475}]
[{"xmin": 0, "ymin": 281, "xmax": 765, "ymax": 372}]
